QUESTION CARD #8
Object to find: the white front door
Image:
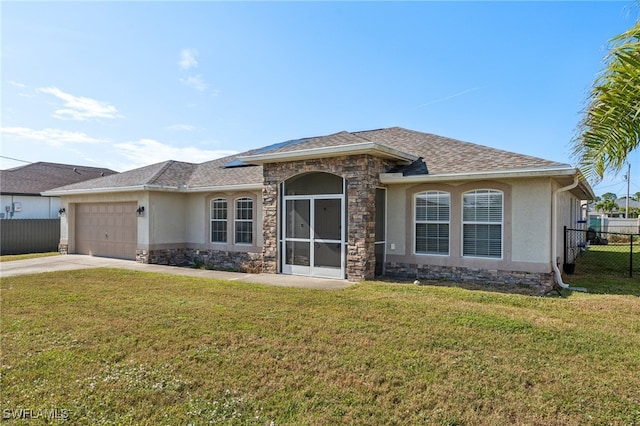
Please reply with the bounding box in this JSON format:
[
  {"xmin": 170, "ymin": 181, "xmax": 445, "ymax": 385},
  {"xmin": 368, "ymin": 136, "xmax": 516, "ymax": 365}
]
[{"xmin": 282, "ymin": 195, "xmax": 345, "ymax": 279}]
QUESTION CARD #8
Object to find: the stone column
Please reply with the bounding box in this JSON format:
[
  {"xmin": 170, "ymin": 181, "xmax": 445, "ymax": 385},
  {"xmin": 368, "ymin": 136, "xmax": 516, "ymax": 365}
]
[
  {"xmin": 261, "ymin": 176, "xmax": 279, "ymax": 274},
  {"xmin": 343, "ymin": 156, "xmax": 389, "ymax": 281}
]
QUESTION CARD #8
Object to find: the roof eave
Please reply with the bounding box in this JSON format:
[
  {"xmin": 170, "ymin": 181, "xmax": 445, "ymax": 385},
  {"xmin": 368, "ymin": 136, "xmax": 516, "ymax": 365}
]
[
  {"xmin": 571, "ymin": 170, "xmax": 596, "ymax": 200},
  {"xmin": 42, "ymin": 185, "xmax": 149, "ymax": 196},
  {"xmin": 380, "ymin": 166, "xmax": 575, "ymax": 183},
  {"xmin": 380, "ymin": 166, "xmax": 595, "ymax": 199},
  {"xmin": 381, "ymin": 166, "xmax": 596, "ymax": 200},
  {"xmin": 42, "ymin": 182, "xmax": 264, "ymax": 196},
  {"xmin": 238, "ymin": 142, "xmax": 417, "ymax": 165},
  {"xmin": 183, "ymin": 183, "xmax": 263, "ymax": 193},
  {"xmin": 1, "ymin": 191, "xmax": 44, "ymax": 196}
]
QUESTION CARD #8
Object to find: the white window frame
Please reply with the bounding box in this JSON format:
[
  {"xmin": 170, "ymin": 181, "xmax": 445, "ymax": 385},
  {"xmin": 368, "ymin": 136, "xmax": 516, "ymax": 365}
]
[
  {"xmin": 234, "ymin": 197, "xmax": 253, "ymax": 245},
  {"xmin": 414, "ymin": 191, "xmax": 450, "ymax": 256},
  {"xmin": 462, "ymin": 189, "xmax": 503, "ymax": 259},
  {"xmin": 210, "ymin": 198, "xmax": 228, "ymax": 243}
]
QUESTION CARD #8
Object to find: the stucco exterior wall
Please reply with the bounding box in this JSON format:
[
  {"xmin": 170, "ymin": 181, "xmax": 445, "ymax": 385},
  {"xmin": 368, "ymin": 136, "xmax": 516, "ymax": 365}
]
[
  {"xmin": 554, "ymin": 183, "xmax": 584, "ymax": 265},
  {"xmin": 60, "ymin": 190, "xmax": 264, "ymax": 260},
  {"xmin": 385, "ymin": 185, "xmax": 408, "ymax": 256},
  {"xmin": 385, "ymin": 177, "xmax": 554, "ymax": 275},
  {"xmin": 183, "ymin": 190, "xmax": 264, "ymax": 250},
  {"xmin": 510, "ymin": 179, "xmax": 552, "ymax": 264},
  {"xmin": 148, "ymin": 192, "xmax": 186, "ymax": 246},
  {"xmin": 185, "ymin": 193, "xmax": 206, "ymax": 244},
  {"xmin": 142, "ymin": 190, "xmax": 264, "ymax": 268}
]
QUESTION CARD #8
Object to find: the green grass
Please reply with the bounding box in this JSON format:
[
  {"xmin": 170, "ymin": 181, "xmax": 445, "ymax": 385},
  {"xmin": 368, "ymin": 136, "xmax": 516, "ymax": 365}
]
[
  {"xmin": 579, "ymin": 244, "xmax": 640, "ymax": 272},
  {"xmin": 2, "ymin": 269, "xmax": 640, "ymax": 425},
  {"xmin": 0, "ymin": 252, "xmax": 59, "ymax": 262},
  {"xmin": 570, "ymin": 244, "xmax": 640, "ymax": 295}
]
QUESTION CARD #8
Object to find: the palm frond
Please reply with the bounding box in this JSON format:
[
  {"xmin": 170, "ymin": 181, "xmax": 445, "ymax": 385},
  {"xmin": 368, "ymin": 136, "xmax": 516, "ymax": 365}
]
[{"xmin": 572, "ymin": 20, "xmax": 640, "ymax": 183}]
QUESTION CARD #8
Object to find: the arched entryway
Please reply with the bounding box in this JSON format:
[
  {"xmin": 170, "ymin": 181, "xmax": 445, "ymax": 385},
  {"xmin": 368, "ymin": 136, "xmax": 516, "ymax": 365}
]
[{"xmin": 281, "ymin": 172, "xmax": 345, "ymax": 279}]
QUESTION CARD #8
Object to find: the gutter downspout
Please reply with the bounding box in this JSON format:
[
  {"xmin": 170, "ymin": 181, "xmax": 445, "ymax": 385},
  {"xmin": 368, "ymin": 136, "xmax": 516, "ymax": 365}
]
[{"xmin": 551, "ymin": 175, "xmax": 587, "ymax": 292}]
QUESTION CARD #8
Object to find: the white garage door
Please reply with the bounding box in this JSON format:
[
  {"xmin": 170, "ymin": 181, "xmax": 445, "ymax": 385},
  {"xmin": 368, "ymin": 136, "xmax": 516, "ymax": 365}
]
[{"xmin": 76, "ymin": 203, "xmax": 137, "ymax": 260}]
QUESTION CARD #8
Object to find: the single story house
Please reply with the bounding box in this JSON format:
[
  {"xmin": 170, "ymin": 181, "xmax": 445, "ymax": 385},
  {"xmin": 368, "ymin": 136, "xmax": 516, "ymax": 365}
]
[
  {"xmin": 44, "ymin": 127, "xmax": 594, "ymax": 292},
  {"xmin": 1, "ymin": 162, "xmax": 117, "ymax": 219}
]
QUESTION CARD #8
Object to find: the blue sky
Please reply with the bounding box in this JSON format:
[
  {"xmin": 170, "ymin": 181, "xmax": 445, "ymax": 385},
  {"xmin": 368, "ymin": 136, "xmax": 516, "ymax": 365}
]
[{"xmin": 2, "ymin": 1, "xmax": 639, "ymax": 197}]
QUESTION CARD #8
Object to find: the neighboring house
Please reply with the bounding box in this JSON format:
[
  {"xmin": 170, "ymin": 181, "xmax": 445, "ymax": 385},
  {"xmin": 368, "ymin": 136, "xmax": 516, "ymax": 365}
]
[
  {"xmin": 44, "ymin": 127, "xmax": 593, "ymax": 292},
  {"xmin": 0, "ymin": 162, "xmax": 117, "ymax": 219}
]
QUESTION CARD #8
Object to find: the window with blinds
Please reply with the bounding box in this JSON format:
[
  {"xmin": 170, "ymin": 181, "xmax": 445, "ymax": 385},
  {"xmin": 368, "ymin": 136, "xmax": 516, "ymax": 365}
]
[
  {"xmin": 415, "ymin": 191, "xmax": 450, "ymax": 255},
  {"xmin": 210, "ymin": 199, "xmax": 227, "ymax": 243},
  {"xmin": 234, "ymin": 198, "xmax": 253, "ymax": 245},
  {"xmin": 462, "ymin": 190, "xmax": 503, "ymax": 258}
]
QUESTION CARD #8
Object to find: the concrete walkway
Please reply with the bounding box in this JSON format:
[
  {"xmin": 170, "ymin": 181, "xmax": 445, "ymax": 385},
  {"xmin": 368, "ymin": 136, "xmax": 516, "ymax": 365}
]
[{"xmin": 0, "ymin": 254, "xmax": 353, "ymax": 290}]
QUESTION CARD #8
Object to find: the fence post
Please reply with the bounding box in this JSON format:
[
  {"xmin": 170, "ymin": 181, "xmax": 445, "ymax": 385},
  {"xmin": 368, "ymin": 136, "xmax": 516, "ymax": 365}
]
[
  {"xmin": 631, "ymin": 234, "xmax": 634, "ymax": 278},
  {"xmin": 564, "ymin": 226, "xmax": 568, "ymax": 265}
]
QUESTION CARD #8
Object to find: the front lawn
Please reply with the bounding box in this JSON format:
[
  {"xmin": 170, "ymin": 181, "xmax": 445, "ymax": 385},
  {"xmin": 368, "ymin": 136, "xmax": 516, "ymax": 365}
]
[
  {"xmin": 1, "ymin": 269, "xmax": 639, "ymax": 425},
  {"xmin": 0, "ymin": 252, "xmax": 59, "ymax": 262}
]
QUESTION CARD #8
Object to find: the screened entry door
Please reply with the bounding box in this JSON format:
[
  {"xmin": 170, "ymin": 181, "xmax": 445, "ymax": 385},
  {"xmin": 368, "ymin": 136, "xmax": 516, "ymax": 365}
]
[{"xmin": 282, "ymin": 196, "xmax": 344, "ymax": 279}]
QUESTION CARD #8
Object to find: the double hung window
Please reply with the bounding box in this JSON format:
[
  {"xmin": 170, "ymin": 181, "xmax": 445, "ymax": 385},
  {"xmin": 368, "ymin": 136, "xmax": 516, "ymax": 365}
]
[
  {"xmin": 210, "ymin": 199, "xmax": 227, "ymax": 243},
  {"xmin": 415, "ymin": 191, "xmax": 450, "ymax": 255},
  {"xmin": 235, "ymin": 198, "xmax": 253, "ymax": 244},
  {"xmin": 462, "ymin": 190, "xmax": 503, "ymax": 258}
]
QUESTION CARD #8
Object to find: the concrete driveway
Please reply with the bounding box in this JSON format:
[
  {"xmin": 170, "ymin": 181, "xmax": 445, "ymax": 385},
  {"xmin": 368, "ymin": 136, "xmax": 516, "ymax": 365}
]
[{"xmin": 0, "ymin": 254, "xmax": 353, "ymax": 290}]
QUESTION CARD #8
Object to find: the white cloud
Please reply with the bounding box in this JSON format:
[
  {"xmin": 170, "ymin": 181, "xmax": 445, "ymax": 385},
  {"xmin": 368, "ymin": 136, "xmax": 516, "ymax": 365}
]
[
  {"xmin": 8, "ymin": 80, "xmax": 27, "ymax": 88},
  {"xmin": 179, "ymin": 75, "xmax": 209, "ymax": 92},
  {"xmin": 167, "ymin": 124, "xmax": 198, "ymax": 131},
  {"xmin": 0, "ymin": 126, "xmax": 103, "ymax": 147},
  {"xmin": 114, "ymin": 139, "xmax": 236, "ymax": 168},
  {"xmin": 177, "ymin": 49, "xmax": 219, "ymax": 94},
  {"xmin": 179, "ymin": 48, "xmax": 199, "ymax": 70},
  {"xmin": 38, "ymin": 87, "xmax": 122, "ymax": 121},
  {"xmin": 7, "ymin": 81, "xmax": 35, "ymax": 97}
]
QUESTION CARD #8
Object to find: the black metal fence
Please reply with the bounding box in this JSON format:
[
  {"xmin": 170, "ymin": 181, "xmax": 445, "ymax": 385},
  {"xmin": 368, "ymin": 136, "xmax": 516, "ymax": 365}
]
[
  {"xmin": 0, "ymin": 219, "xmax": 60, "ymax": 255},
  {"xmin": 564, "ymin": 227, "xmax": 639, "ymax": 278}
]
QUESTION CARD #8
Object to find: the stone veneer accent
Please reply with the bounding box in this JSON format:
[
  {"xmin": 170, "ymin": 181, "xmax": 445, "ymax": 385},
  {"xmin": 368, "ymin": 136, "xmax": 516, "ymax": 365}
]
[
  {"xmin": 262, "ymin": 154, "xmax": 396, "ymax": 282},
  {"xmin": 58, "ymin": 243, "xmax": 69, "ymax": 255},
  {"xmin": 384, "ymin": 261, "xmax": 555, "ymax": 294},
  {"xmin": 136, "ymin": 248, "xmax": 262, "ymax": 273}
]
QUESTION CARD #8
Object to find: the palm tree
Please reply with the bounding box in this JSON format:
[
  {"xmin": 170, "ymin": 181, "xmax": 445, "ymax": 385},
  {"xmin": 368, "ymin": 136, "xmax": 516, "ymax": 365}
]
[
  {"xmin": 595, "ymin": 198, "xmax": 619, "ymax": 215},
  {"xmin": 572, "ymin": 20, "xmax": 640, "ymax": 182}
]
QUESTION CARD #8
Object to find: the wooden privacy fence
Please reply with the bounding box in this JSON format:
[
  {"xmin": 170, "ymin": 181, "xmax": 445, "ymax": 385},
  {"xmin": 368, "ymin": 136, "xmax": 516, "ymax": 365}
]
[{"xmin": 0, "ymin": 219, "xmax": 60, "ymax": 255}]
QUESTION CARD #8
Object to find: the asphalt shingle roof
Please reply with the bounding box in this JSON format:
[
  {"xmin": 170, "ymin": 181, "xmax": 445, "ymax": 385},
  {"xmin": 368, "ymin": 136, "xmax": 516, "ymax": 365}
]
[
  {"xmin": 46, "ymin": 161, "xmax": 197, "ymax": 192},
  {"xmin": 44, "ymin": 127, "xmax": 570, "ymax": 194},
  {"xmin": 0, "ymin": 162, "xmax": 117, "ymax": 195},
  {"xmin": 354, "ymin": 127, "xmax": 564, "ymax": 174},
  {"xmin": 187, "ymin": 156, "xmax": 263, "ymax": 188}
]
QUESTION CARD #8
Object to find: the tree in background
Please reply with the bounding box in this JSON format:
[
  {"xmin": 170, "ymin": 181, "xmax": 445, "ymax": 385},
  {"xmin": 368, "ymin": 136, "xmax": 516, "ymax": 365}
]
[
  {"xmin": 572, "ymin": 20, "xmax": 640, "ymax": 182},
  {"xmin": 595, "ymin": 198, "xmax": 619, "ymax": 215},
  {"xmin": 601, "ymin": 192, "xmax": 619, "ymax": 201}
]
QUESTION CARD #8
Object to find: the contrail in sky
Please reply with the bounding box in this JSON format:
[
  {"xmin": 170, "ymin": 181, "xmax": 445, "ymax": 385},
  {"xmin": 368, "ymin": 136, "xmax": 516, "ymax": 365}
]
[{"xmin": 415, "ymin": 87, "xmax": 483, "ymax": 109}]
